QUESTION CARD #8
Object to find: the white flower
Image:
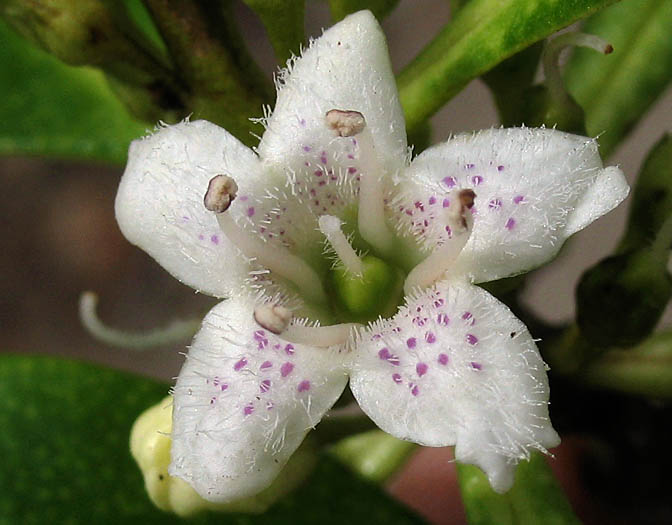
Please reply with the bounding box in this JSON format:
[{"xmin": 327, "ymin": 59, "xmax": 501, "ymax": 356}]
[{"xmin": 116, "ymin": 11, "xmax": 629, "ymax": 502}]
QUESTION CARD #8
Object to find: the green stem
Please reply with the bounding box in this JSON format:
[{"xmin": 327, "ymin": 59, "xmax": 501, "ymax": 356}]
[
  {"xmin": 143, "ymin": 0, "xmax": 273, "ymax": 143},
  {"xmin": 397, "ymin": 0, "xmax": 619, "ymax": 136}
]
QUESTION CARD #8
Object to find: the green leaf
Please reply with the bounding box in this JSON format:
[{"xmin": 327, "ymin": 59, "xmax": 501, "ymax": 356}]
[
  {"xmin": 457, "ymin": 452, "xmax": 581, "ymax": 525},
  {"xmin": 564, "ymin": 0, "xmax": 672, "ymax": 157},
  {"xmin": 243, "ymin": 0, "xmax": 305, "ymax": 64},
  {"xmin": 398, "ymin": 0, "xmax": 619, "ymax": 135},
  {"xmin": 0, "ymin": 19, "xmax": 147, "ymax": 165},
  {"xmin": 0, "ymin": 355, "xmax": 424, "ymax": 523}
]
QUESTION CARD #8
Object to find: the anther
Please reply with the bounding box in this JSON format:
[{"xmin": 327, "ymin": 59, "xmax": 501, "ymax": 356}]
[
  {"xmin": 403, "ymin": 189, "xmax": 477, "ymax": 293},
  {"xmin": 254, "ymin": 304, "xmax": 292, "ymax": 334},
  {"xmin": 326, "ymin": 109, "xmax": 366, "ymax": 137},
  {"xmin": 204, "ymin": 174, "xmax": 238, "ymax": 213}
]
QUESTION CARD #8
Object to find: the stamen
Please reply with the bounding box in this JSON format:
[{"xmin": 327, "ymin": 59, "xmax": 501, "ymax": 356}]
[
  {"xmin": 283, "ymin": 322, "xmax": 359, "ymax": 348},
  {"xmin": 403, "ymin": 189, "xmax": 475, "ymax": 293},
  {"xmin": 318, "ymin": 215, "xmax": 364, "ymax": 276},
  {"xmin": 326, "ymin": 109, "xmax": 397, "ymax": 257},
  {"xmin": 204, "ymin": 175, "xmax": 327, "ymax": 305},
  {"xmin": 79, "ymin": 292, "xmax": 200, "ymax": 349},
  {"xmin": 543, "ymin": 32, "xmax": 613, "ymax": 109},
  {"xmin": 253, "ymin": 304, "xmax": 292, "ymax": 334}
]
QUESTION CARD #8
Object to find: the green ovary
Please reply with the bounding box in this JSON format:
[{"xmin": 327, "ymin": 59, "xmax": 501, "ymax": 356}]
[{"xmin": 330, "ymin": 255, "xmax": 405, "ymax": 322}]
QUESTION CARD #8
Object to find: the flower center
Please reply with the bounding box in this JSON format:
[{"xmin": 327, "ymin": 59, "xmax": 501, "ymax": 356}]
[{"xmin": 202, "ymin": 109, "xmax": 476, "ymax": 327}]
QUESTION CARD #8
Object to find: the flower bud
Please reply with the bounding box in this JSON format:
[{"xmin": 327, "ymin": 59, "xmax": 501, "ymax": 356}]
[{"xmin": 130, "ymin": 396, "xmax": 318, "ymax": 516}]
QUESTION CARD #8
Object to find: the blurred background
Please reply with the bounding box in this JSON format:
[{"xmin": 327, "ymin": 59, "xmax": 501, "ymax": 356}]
[{"xmin": 1, "ymin": 1, "xmax": 670, "ymax": 523}]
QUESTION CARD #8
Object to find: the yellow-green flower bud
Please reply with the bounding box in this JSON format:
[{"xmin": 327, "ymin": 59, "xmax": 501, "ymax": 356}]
[{"xmin": 130, "ymin": 396, "xmax": 318, "ymax": 517}]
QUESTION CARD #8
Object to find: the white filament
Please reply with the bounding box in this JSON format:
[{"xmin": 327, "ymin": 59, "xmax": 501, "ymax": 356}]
[
  {"xmin": 214, "ymin": 212, "xmax": 327, "ymax": 305},
  {"xmin": 318, "ymin": 215, "xmax": 364, "ymax": 276}
]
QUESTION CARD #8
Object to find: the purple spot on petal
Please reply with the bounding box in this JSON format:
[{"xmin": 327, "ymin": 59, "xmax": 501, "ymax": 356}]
[
  {"xmin": 428, "ymin": 196, "xmax": 437, "ymax": 205},
  {"xmin": 433, "ymin": 299, "xmax": 444, "ymax": 308},
  {"xmin": 281, "ymin": 362, "xmax": 294, "ymax": 377},
  {"xmin": 388, "ymin": 355, "xmax": 400, "ymax": 366},
  {"xmin": 378, "ymin": 348, "xmax": 391, "ymax": 360},
  {"xmin": 303, "ymin": 145, "xmax": 311, "ymax": 152},
  {"xmin": 437, "ymin": 313, "xmax": 450, "ymax": 326},
  {"xmin": 210, "ymin": 235, "xmax": 219, "ymax": 245},
  {"xmin": 220, "ymin": 384, "xmax": 228, "ymax": 391},
  {"xmin": 442, "ymin": 176, "xmax": 456, "ymax": 188},
  {"xmin": 425, "ymin": 332, "xmax": 436, "ymax": 344},
  {"xmin": 438, "ymin": 353, "xmax": 449, "ymax": 365},
  {"xmin": 466, "ymin": 334, "xmax": 479, "ymax": 345},
  {"xmin": 284, "ymin": 344, "xmax": 295, "ymax": 355},
  {"xmin": 497, "ymin": 165, "xmax": 505, "ymax": 172},
  {"xmin": 244, "ymin": 404, "xmax": 254, "ymax": 416},
  {"xmin": 505, "ymin": 217, "xmax": 516, "ymax": 230},
  {"xmin": 260, "ymin": 360, "xmax": 273, "ymax": 371},
  {"xmin": 471, "ymin": 175, "xmax": 483, "ymax": 185},
  {"xmin": 300, "ymin": 119, "xmax": 306, "ymax": 127},
  {"xmin": 297, "ymin": 380, "xmax": 311, "ymax": 392},
  {"xmin": 416, "ymin": 362, "xmax": 428, "ymax": 377},
  {"xmin": 247, "ymin": 207, "xmax": 256, "ymax": 217},
  {"xmin": 348, "ymin": 167, "xmax": 357, "ymax": 174},
  {"xmin": 198, "ymin": 234, "xmax": 204, "ymax": 240},
  {"xmin": 260, "ymin": 379, "xmax": 271, "ymax": 393},
  {"xmin": 407, "ymin": 338, "xmax": 417, "ymax": 349},
  {"xmin": 442, "ymin": 198, "xmax": 451, "ymax": 208},
  {"xmin": 466, "ymin": 163, "xmax": 476, "ymax": 169},
  {"xmin": 411, "ymin": 385, "xmax": 420, "ymax": 396},
  {"xmin": 470, "ymin": 362, "xmax": 482, "ymax": 370},
  {"xmin": 234, "ymin": 357, "xmax": 248, "ymax": 371},
  {"xmin": 392, "ymin": 373, "xmax": 402, "ymax": 384},
  {"xmin": 513, "ymin": 195, "xmax": 525, "ymax": 204},
  {"xmin": 489, "ymin": 198, "xmax": 502, "ymax": 210},
  {"xmin": 462, "ymin": 312, "xmax": 475, "ymax": 325},
  {"xmin": 210, "ymin": 396, "xmax": 216, "ymax": 405}
]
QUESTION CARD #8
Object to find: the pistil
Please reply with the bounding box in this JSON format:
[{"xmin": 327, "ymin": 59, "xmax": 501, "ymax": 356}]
[
  {"xmin": 326, "ymin": 109, "xmax": 397, "ymax": 257},
  {"xmin": 403, "ymin": 189, "xmax": 476, "ymax": 293},
  {"xmin": 205, "ymin": 175, "xmax": 327, "ymax": 305}
]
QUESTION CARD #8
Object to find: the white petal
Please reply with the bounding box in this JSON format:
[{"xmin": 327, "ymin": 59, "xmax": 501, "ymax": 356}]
[
  {"xmin": 170, "ymin": 296, "xmax": 349, "ymax": 503},
  {"xmin": 115, "ymin": 120, "xmax": 268, "ymax": 298},
  {"xmin": 258, "ymin": 10, "xmax": 407, "ymax": 181},
  {"xmin": 396, "ymin": 128, "xmax": 629, "ymax": 283},
  {"xmin": 564, "ymin": 166, "xmax": 629, "ymax": 236},
  {"xmin": 349, "ymin": 281, "xmax": 560, "ymax": 493}
]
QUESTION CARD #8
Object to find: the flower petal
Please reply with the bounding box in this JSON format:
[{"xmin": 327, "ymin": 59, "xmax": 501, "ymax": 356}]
[
  {"xmin": 115, "ymin": 120, "xmax": 268, "ymax": 298},
  {"xmin": 349, "ymin": 280, "xmax": 560, "ymax": 493},
  {"xmin": 258, "ymin": 10, "xmax": 407, "ymax": 180},
  {"xmin": 169, "ymin": 296, "xmax": 349, "ymax": 503},
  {"xmin": 395, "ymin": 128, "xmax": 629, "ymax": 283}
]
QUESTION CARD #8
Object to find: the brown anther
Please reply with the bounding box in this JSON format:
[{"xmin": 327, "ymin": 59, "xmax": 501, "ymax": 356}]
[
  {"xmin": 253, "ymin": 304, "xmax": 292, "ymax": 335},
  {"xmin": 326, "ymin": 109, "xmax": 366, "ymax": 137},
  {"xmin": 604, "ymin": 44, "xmax": 614, "ymax": 54},
  {"xmin": 457, "ymin": 189, "xmax": 476, "ymax": 229},
  {"xmin": 204, "ymin": 174, "xmax": 238, "ymax": 213},
  {"xmin": 458, "ymin": 189, "xmax": 476, "ymax": 210}
]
